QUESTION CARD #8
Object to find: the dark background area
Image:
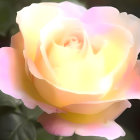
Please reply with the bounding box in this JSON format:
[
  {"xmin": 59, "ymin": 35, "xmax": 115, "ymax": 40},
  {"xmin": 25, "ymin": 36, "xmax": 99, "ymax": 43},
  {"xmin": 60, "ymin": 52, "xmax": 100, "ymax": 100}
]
[{"xmin": 0, "ymin": 0, "xmax": 140, "ymax": 140}]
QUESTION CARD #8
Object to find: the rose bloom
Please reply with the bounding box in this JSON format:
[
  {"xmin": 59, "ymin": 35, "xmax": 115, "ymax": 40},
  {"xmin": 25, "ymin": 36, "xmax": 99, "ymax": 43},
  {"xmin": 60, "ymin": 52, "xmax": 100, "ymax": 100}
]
[{"xmin": 0, "ymin": 1, "xmax": 140, "ymax": 139}]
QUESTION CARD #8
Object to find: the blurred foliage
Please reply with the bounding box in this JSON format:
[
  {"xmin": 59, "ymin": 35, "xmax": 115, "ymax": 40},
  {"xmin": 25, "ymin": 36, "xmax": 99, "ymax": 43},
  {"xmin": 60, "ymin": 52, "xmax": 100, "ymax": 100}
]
[
  {"xmin": 0, "ymin": 91, "xmax": 43, "ymax": 140},
  {"xmin": 0, "ymin": 0, "xmax": 140, "ymax": 140}
]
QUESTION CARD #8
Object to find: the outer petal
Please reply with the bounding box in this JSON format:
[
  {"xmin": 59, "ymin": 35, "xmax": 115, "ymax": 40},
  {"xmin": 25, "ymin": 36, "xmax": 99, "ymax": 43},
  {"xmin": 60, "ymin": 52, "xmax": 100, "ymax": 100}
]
[
  {"xmin": 0, "ymin": 47, "xmax": 61, "ymax": 114},
  {"xmin": 59, "ymin": 1, "xmax": 86, "ymax": 18},
  {"xmin": 38, "ymin": 113, "xmax": 75, "ymax": 136},
  {"xmin": 81, "ymin": 6, "xmax": 120, "ymax": 29},
  {"xmin": 11, "ymin": 32, "xmax": 24, "ymax": 53},
  {"xmin": 62, "ymin": 100, "xmax": 131, "ymax": 115},
  {"xmin": 62, "ymin": 102, "xmax": 113, "ymax": 114},
  {"xmin": 38, "ymin": 100, "xmax": 130, "ymax": 138},
  {"xmin": 58, "ymin": 101, "xmax": 131, "ymax": 123},
  {"xmin": 38, "ymin": 113, "xmax": 125, "ymax": 139},
  {"xmin": 59, "ymin": 60, "xmax": 140, "ymax": 105},
  {"xmin": 33, "ymin": 77, "xmax": 103, "ymax": 107},
  {"xmin": 102, "ymin": 60, "xmax": 140, "ymax": 102},
  {"xmin": 75, "ymin": 121, "xmax": 125, "ymax": 139},
  {"xmin": 16, "ymin": 3, "xmax": 62, "ymax": 60},
  {"xmin": 119, "ymin": 13, "xmax": 140, "ymax": 53}
]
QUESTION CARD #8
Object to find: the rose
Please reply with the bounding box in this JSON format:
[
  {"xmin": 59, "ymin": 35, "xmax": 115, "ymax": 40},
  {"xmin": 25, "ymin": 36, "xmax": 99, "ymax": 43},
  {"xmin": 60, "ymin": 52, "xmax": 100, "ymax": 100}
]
[{"xmin": 0, "ymin": 1, "xmax": 140, "ymax": 139}]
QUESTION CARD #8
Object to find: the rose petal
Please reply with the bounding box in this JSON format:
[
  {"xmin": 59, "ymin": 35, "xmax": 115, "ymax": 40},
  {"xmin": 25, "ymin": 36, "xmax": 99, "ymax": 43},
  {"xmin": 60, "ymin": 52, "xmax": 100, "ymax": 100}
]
[
  {"xmin": 102, "ymin": 60, "xmax": 140, "ymax": 102},
  {"xmin": 62, "ymin": 99, "xmax": 130, "ymax": 115},
  {"xmin": 0, "ymin": 47, "xmax": 60, "ymax": 114},
  {"xmin": 30, "ymin": 45, "xmax": 139, "ymax": 107},
  {"xmin": 16, "ymin": 3, "xmax": 62, "ymax": 60},
  {"xmin": 76, "ymin": 121, "xmax": 125, "ymax": 139},
  {"xmin": 81, "ymin": 6, "xmax": 119, "ymax": 28},
  {"xmin": 38, "ymin": 113, "xmax": 125, "ymax": 139},
  {"xmin": 102, "ymin": 100, "xmax": 131, "ymax": 121},
  {"xmin": 33, "ymin": 77, "xmax": 103, "ymax": 107},
  {"xmin": 59, "ymin": 1, "xmax": 86, "ymax": 18},
  {"xmin": 38, "ymin": 113, "xmax": 75, "ymax": 136},
  {"xmin": 11, "ymin": 32, "xmax": 24, "ymax": 53},
  {"xmin": 59, "ymin": 100, "xmax": 130, "ymax": 122},
  {"xmin": 62, "ymin": 102, "xmax": 113, "ymax": 114},
  {"xmin": 119, "ymin": 13, "xmax": 140, "ymax": 53}
]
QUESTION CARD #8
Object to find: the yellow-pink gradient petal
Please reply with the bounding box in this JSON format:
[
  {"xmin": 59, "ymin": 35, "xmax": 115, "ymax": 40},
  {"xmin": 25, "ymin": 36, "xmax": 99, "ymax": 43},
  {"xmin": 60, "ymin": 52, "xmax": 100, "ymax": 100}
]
[
  {"xmin": 11, "ymin": 32, "xmax": 24, "ymax": 53},
  {"xmin": 16, "ymin": 3, "xmax": 62, "ymax": 60},
  {"xmin": 38, "ymin": 113, "xmax": 124, "ymax": 139},
  {"xmin": 102, "ymin": 60, "xmax": 140, "ymax": 102},
  {"xmin": 58, "ymin": 100, "xmax": 131, "ymax": 123},
  {"xmin": 0, "ymin": 47, "xmax": 41, "ymax": 105},
  {"xmin": 0, "ymin": 47, "xmax": 63, "ymax": 113},
  {"xmin": 33, "ymin": 77, "xmax": 103, "ymax": 107}
]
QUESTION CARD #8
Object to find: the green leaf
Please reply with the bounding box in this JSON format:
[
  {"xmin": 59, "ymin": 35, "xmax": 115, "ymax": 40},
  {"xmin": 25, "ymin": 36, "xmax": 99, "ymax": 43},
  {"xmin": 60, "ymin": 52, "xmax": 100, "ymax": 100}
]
[
  {"xmin": 19, "ymin": 105, "xmax": 43, "ymax": 120},
  {"xmin": 62, "ymin": 135, "xmax": 106, "ymax": 140},
  {"xmin": 0, "ymin": 111, "xmax": 36, "ymax": 140},
  {"xmin": 0, "ymin": 91, "xmax": 22, "ymax": 107},
  {"xmin": 37, "ymin": 128, "xmax": 55, "ymax": 140},
  {"xmin": 0, "ymin": 0, "xmax": 17, "ymax": 36}
]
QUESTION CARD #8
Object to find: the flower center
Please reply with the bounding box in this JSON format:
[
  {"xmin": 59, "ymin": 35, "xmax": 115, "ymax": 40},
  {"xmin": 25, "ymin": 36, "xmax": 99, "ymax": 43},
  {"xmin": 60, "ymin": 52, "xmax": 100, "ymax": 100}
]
[{"xmin": 64, "ymin": 36, "xmax": 81, "ymax": 49}]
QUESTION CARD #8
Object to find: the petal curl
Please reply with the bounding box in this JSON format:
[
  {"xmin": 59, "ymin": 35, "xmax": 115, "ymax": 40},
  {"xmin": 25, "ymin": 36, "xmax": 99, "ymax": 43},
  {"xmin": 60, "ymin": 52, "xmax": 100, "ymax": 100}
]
[
  {"xmin": 59, "ymin": 101, "xmax": 131, "ymax": 123},
  {"xmin": 11, "ymin": 32, "xmax": 24, "ymax": 53},
  {"xmin": 102, "ymin": 60, "xmax": 140, "ymax": 102},
  {"xmin": 81, "ymin": 6, "xmax": 119, "ymax": 28},
  {"xmin": 119, "ymin": 13, "xmax": 140, "ymax": 53},
  {"xmin": 38, "ymin": 113, "xmax": 125, "ymax": 139},
  {"xmin": 62, "ymin": 102, "xmax": 113, "ymax": 114},
  {"xmin": 0, "ymin": 47, "xmax": 61, "ymax": 114},
  {"xmin": 38, "ymin": 100, "xmax": 130, "ymax": 138},
  {"xmin": 33, "ymin": 77, "xmax": 103, "ymax": 107},
  {"xmin": 59, "ymin": 1, "xmax": 86, "ymax": 18},
  {"xmin": 62, "ymin": 99, "xmax": 131, "ymax": 115},
  {"xmin": 16, "ymin": 3, "xmax": 62, "ymax": 60},
  {"xmin": 16, "ymin": 1, "xmax": 87, "ymax": 61}
]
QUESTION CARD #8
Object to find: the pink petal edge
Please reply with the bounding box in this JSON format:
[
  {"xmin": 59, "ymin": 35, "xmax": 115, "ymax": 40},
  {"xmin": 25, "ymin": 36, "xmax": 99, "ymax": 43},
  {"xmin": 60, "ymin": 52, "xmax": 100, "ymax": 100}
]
[
  {"xmin": 59, "ymin": 1, "xmax": 86, "ymax": 19},
  {"xmin": 38, "ymin": 113, "xmax": 125, "ymax": 139},
  {"xmin": 0, "ymin": 47, "xmax": 61, "ymax": 114}
]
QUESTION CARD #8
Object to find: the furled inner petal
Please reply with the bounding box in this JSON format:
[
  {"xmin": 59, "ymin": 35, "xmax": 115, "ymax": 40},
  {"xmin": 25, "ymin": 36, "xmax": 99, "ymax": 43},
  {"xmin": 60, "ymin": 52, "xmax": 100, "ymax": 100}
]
[
  {"xmin": 37, "ymin": 18, "xmax": 133, "ymax": 95},
  {"xmin": 89, "ymin": 24, "xmax": 133, "ymax": 76}
]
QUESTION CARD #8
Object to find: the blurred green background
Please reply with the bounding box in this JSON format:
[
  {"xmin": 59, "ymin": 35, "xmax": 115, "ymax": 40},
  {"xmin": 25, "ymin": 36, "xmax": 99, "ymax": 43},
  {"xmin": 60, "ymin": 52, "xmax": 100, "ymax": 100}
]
[{"xmin": 0, "ymin": 0, "xmax": 140, "ymax": 140}]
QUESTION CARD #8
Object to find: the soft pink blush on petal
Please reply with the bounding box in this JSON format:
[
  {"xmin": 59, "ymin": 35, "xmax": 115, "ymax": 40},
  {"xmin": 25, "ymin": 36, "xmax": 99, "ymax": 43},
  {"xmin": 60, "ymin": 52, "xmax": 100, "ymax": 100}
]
[
  {"xmin": 60, "ymin": 101, "xmax": 130, "ymax": 124},
  {"xmin": 38, "ymin": 113, "xmax": 75, "ymax": 136},
  {"xmin": 0, "ymin": 47, "xmax": 61, "ymax": 114},
  {"xmin": 38, "ymin": 113, "xmax": 125, "ymax": 139},
  {"xmin": 59, "ymin": 1, "xmax": 86, "ymax": 18},
  {"xmin": 119, "ymin": 13, "xmax": 140, "ymax": 53},
  {"xmin": 124, "ymin": 60, "xmax": 140, "ymax": 99},
  {"xmin": 76, "ymin": 121, "xmax": 125, "ymax": 139},
  {"xmin": 62, "ymin": 100, "xmax": 131, "ymax": 116},
  {"xmin": 102, "ymin": 60, "xmax": 140, "ymax": 102},
  {"xmin": 81, "ymin": 7, "xmax": 119, "ymax": 32}
]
